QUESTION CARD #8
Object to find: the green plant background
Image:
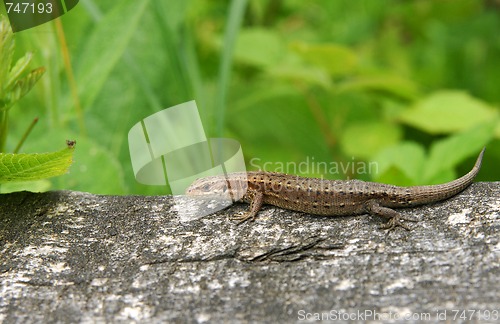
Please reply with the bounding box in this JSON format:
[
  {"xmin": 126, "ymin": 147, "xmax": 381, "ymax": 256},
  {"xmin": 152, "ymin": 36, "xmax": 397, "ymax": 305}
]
[{"xmin": 1, "ymin": 0, "xmax": 499, "ymax": 195}]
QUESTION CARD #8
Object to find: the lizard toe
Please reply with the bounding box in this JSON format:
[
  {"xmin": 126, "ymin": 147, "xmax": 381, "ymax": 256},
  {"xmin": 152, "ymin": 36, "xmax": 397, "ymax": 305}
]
[
  {"xmin": 380, "ymin": 216, "xmax": 411, "ymax": 231},
  {"xmin": 230, "ymin": 212, "xmax": 255, "ymax": 224}
]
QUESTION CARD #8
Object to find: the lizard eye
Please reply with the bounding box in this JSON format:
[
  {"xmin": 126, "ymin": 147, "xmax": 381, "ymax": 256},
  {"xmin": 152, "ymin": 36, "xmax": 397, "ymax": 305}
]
[{"xmin": 202, "ymin": 184, "xmax": 211, "ymax": 192}]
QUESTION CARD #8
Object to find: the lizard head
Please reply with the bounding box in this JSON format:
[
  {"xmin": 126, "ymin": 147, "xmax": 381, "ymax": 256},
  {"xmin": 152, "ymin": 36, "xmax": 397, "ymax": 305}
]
[{"xmin": 185, "ymin": 173, "xmax": 247, "ymax": 201}]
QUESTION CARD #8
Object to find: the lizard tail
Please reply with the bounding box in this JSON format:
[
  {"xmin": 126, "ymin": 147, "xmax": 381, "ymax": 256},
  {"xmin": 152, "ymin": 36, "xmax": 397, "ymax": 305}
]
[{"xmin": 408, "ymin": 147, "xmax": 485, "ymax": 204}]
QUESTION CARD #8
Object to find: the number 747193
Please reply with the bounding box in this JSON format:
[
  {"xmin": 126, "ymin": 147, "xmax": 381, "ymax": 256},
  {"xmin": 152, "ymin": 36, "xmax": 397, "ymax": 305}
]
[{"xmin": 5, "ymin": 2, "xmax": 53, "ymax": 14}]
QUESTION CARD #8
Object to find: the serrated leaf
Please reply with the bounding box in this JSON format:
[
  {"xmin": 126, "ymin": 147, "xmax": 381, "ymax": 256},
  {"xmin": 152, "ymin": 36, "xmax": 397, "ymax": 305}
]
[
  {"xmin": 5, "ymin": 52, "xmax": 32, "ymax": 91},
  {"xmin": 4, "ymin": 67, "xmax": 45, "ymax": 108},
  {"xmin": 399, "ymin": 90, "xmax": 498, "ymax": 134},
  {"xmin": 20, "ymin": 130, "xmax": 127, "ymax": 194},
  {"xmin": 0, "ymin": 143, "xmax": 75, "ymax": 183}
]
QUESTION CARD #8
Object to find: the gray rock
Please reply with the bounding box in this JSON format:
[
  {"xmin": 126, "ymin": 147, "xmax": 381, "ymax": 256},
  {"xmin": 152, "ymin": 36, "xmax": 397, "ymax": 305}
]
[{"xmin": 1, "ymin": 183, "xmax": 499, "ymax": 323}]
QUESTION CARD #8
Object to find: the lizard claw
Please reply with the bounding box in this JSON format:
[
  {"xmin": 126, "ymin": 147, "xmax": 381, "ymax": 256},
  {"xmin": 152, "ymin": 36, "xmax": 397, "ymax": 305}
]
[
  {"xmin": 380, "ymin": 216, "xmax": 412, "ymax": 231},
  {"xmin": 230, "ymin": 212, "xmax": 255, "ymax": 225}
]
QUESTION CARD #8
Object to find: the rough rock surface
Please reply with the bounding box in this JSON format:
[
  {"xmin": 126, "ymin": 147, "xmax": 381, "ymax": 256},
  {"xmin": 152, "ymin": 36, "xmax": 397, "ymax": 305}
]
[{"xmin": 1, "ymin": 183, "xmax": 499, "ymax": 323}]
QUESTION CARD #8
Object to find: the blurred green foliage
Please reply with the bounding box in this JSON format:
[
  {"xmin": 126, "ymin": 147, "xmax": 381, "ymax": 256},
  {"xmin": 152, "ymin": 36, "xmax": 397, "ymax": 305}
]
[
  {"xmin": 0, "ymin": 15, "xmax": 76, "ymax": 191},
  {"xmin": 0, "ymin": 15, "xmax": 45, "ymax": 152},
  {"xmin": 1, "ymin": 0, "xmax": 499, "ymax": 194}
]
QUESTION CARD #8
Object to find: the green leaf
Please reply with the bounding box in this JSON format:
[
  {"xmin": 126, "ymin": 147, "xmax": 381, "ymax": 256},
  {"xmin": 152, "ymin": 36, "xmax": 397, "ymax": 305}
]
[
  {"xmin": 399, "ymin": 90, "xmax": 498, "ymax": 134},
  {"xmin": 5, "ymin": 52, "xmax": 33, "ymax": 91},
  {"xmin": 234, "ymin": 28, "xmax": 285, "ymax": 67},
  {"xmin": 0, "ymin": 16, "xmax": 14, "ymax": 89},
  {"xmin": 4, "ymin": 67, "xmax": 45, "ymax": 108},
  {"xmin": 337, "ymin": 74, "xmax": 419, "ymax": 100},
  {"xmin": 73, "ymin": 0, "xmax": 150, "ymax": 110},
  {"xmin": 423, "ymin": 120, "xmax": 496, "ymax": 182},
  {"xmin": 290, "ymin": 42, "xmax": 357, "ymax": 77},
  {"xmin": 373, "ymin": 142, "xmax": 426, "ymax": 185},
  {"xmin": 0, "ymin": 179, "xmax": 51, "ymax": 193},
  {"xmin": 0, "ymin": 142, "xmax": 75, "ymax": 183},
  {"xmin": 20, "ymin": 129, "xmax": 127, "ymax": 194},
  {"xmin": 268, "ymin": 65, "xmax": 332, "ymax": 89},
  {"xmin": 340, "ymin": 121, "xmax": 402, "ymax": 159}
]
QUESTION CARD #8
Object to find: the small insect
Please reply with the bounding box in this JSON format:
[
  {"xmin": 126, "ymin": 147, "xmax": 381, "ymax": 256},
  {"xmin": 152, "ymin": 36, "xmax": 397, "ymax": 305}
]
[{"xmin": 66, "ymin": 140, "xmax": 76, "ymax": 148}]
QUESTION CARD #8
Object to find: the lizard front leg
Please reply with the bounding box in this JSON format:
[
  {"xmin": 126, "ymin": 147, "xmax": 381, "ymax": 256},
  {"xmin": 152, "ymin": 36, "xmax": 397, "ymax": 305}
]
[
  {"xmin": 230, "ymin": 189, "xmax": 264, "ymax": 224},
  {"xmin": 365, "ymin": 200, "xmax": 414, "ymax": 231}
]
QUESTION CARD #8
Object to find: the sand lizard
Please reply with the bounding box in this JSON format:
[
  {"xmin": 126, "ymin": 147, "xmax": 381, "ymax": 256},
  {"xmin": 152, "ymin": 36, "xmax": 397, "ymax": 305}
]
[{"xmin": 186, "ymin": 148, "xmax": 485, "ymax": 230}]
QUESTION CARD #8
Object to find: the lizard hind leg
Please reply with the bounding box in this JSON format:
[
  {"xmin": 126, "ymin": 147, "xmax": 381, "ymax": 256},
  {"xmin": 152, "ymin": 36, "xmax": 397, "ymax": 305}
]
[
  {"xmin": 365, "ymin": 200, "xmax": 416, "ymax": 231},
  {"xmin": 229, "ymin": 190, "xmax": 264, "ymax": 225}
]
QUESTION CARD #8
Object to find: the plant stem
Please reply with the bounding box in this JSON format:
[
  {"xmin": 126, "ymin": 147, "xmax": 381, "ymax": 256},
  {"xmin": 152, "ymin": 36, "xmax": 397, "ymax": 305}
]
[
  {"xmin": 0, "ymin": 110, "xmax": 8, "ymax": 153},
  {"xmin": 54, "ymin": 19, "xmax": 86, "ymax": 136},
  {"xmin": 13, "ymin": 117, "xmax": 38, "ymax": 153}
]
